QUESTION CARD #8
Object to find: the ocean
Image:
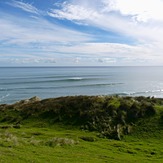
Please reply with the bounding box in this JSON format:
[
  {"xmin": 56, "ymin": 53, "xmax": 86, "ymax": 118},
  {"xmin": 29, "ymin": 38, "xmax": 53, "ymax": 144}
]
[{"xmin": 0, "ymin": 66, "xmax": 163, "ymax": 104}]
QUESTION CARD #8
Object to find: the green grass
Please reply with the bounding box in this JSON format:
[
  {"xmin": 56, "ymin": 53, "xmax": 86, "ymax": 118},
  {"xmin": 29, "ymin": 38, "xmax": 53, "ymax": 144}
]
[
  {"xmin": 0, "ymin": 95, "xmax": 163, "ymax": 162},
  {"xmin": 0, "ymin": 120, "xmax": 162, "ymax": 163}
]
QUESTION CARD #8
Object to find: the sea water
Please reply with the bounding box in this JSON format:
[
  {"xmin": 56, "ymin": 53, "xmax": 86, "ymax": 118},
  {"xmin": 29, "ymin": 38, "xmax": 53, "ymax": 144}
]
[{"xmin": 1, "ymin": 66, "xmax": 163, "ymax": 104}]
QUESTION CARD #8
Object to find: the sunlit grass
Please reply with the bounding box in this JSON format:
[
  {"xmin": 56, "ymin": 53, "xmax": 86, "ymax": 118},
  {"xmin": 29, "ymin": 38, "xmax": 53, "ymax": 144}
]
[
  {"xmin": 0, "ymin": 121, "xmax": 162, "ymax": 163},
  {"xmin": 0, "ymin": 95, "xmax": 163, "ymax": 162}
]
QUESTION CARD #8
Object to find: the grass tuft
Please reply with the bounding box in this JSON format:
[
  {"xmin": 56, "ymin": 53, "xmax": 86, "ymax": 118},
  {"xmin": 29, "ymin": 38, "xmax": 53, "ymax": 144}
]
[{"xmin": 45, "ymin": 137, "xmax": 79, "ymax": 147}]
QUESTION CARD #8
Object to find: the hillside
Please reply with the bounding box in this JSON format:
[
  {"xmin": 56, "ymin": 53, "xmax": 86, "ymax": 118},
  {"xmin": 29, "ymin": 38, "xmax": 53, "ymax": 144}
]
[{"xmin": 0, "ymin": 95, "xmax": 163, "ymax": 162}]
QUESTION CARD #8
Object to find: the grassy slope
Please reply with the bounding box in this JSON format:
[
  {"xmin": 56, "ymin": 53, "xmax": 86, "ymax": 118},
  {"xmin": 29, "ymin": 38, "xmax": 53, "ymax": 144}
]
[{"xmin": 0, "ymin": 96, "xmax": 163, "ymax": 162}]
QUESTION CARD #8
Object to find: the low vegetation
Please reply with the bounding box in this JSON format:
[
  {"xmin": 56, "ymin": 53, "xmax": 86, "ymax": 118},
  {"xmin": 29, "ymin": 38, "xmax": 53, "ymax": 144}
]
[{"xmin": 0, "ymin": 95, "xmax": 163, "ymax": 162}]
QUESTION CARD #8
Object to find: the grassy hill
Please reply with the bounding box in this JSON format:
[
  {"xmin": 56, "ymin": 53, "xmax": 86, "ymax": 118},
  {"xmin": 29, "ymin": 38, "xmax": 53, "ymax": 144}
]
[{"xmin": 0, "ymin": 95, "xmax": 163, "ymax": 162}]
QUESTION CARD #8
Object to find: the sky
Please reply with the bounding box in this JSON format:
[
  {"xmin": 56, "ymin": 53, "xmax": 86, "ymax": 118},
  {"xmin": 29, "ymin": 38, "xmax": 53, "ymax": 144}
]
[{"xmin": 1, "ymin": 0, "xmax": 163, "ymax": 66}]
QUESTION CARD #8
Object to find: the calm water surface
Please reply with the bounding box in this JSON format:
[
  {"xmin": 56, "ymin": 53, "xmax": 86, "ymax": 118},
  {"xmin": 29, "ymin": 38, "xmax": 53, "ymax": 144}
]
[{"xmin": 0, "ymin": 67, "xmax": 163, "ymax": 104}]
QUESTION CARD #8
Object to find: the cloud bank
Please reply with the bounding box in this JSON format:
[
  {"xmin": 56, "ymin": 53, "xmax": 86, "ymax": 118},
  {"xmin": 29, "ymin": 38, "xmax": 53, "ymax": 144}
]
[{"xmin": 1, "ymin": 0, "xmax": 163, "ymax": 66}]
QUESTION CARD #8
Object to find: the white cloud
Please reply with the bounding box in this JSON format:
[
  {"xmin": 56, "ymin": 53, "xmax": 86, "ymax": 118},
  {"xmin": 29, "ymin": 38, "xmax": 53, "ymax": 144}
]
[
  {"xmin": 98, "ymin": 58, "xmax": 116, "ymax": 63},
  {"xmin": 2, "ymin": 0, "xmax": 163, "ymax": 66},
  {"xmin": 102, "ymin": 0, "xmax": 163, "ymax": 22},
  {"xmin": 37, "ymin": 42, "xmax": 163, "ymax": 64},
  {"xmin": 48, "ymin": 3, "xmax": 99, "ymax": 22},
  {"xmin": 7, "ymin": 0, "xmax": 39, "ymax": 14},
  {"xmin": 0, "ymin": 12, "xmax": 92, "ymax": 46},
  {"xmin": 0, "ymin": 10, "xmax": 94, "ymax": 65},
  {"xmin": 74, "ymin": 57, "xmax": 80, "ymax": 63},
  {"xmin": 48, "ymin": 1, "xmax": 163, "ymax": 47}
]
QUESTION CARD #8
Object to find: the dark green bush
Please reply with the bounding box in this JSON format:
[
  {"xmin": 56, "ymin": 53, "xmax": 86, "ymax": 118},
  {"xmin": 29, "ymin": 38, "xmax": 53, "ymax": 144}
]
[{"xmin": 0, "ymin": 95, "xmax": 159, "ymax": 140}]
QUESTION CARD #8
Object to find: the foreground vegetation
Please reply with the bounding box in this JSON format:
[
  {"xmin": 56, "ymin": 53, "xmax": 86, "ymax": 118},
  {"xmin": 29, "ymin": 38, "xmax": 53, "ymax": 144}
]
[{"xmin": 0, "ymin": 95, "xmax": 163, "ymax": 162}]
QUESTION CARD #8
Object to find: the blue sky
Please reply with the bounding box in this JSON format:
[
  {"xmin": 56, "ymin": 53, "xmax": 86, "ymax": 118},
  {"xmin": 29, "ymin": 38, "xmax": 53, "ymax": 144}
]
[{"xmin": 1, "ymin": 0, "xmax": 163, "ymax": 66}]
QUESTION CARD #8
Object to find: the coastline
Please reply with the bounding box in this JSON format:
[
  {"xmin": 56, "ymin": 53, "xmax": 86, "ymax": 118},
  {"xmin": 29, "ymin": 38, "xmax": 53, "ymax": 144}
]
[{"xmin": 1, "ymin": 66, "xmax": 163, "ymax": 104}]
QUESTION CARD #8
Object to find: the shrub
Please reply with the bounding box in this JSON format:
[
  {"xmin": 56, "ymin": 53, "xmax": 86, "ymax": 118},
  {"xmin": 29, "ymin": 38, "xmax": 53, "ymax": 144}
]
[
  {"xmin": 127, "ymin": 102, "xmax": 141, "ymax": 121},
  {"xmin": 140, "ymin": 102, "xmax": 156, "ymax": 117},
  {"xmin": 119, "ymin": 99, "xmax": 132, "ymax": 112}
]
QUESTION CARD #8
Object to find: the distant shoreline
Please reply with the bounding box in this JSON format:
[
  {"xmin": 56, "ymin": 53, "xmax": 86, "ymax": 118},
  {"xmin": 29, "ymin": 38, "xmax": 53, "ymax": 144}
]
[
  {"xmin": 0, "ymin": 66, "xmax": 163, "ymax": 68},
  {"xmin": 1, "ymin": 95, "xmax": 162, "ymax": 106}
]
